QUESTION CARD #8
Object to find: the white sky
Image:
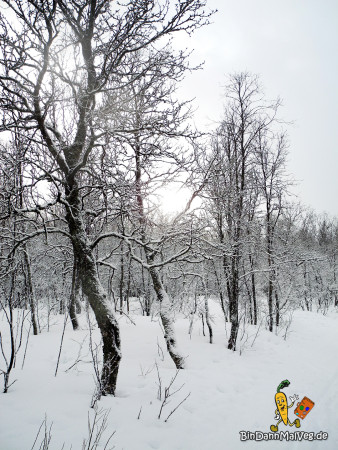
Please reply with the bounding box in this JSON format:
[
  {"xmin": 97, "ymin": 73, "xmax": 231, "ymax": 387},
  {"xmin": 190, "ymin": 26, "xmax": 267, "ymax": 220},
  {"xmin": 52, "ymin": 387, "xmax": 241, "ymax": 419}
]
[{"xmin": 177, "ymin": 0, "xmax": 338, "ymax": 217}]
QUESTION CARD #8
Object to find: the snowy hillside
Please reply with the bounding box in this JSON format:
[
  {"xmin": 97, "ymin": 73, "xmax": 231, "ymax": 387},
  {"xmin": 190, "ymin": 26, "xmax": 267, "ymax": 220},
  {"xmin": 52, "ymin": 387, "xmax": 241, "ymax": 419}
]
[{"xmin": 1, "ymin": 302, "xmax": 337, "ymax": 450}]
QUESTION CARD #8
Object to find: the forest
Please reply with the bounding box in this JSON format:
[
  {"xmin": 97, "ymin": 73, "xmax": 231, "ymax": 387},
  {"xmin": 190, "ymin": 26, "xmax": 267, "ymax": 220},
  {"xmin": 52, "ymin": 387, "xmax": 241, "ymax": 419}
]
[{"xmin": 0, "ymin": 1, "xmax": 337, "ymax": 449}]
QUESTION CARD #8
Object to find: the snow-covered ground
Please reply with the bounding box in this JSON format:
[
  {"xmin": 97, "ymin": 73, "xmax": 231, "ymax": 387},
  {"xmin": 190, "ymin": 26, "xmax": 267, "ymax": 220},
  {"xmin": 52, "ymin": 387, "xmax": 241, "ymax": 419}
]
[{"xmin": 1, "ymin": 301, "xmax": 338, "ymax": 450}]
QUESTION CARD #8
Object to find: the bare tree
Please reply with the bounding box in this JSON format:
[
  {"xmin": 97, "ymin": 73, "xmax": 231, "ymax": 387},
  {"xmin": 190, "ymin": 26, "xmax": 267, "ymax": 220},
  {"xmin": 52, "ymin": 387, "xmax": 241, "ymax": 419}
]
[
  {"xmin": 254, "ymin": 129, "xmax": 289, "ymax": 331},
  {"xmin": 92, "ymin": 54, "xmax": 200, "ymax": 368},
  {"xmin": 204, "ymin": 73, "xmax": 281, "ymax": 350},
  {"xmin": 0, "ymin": 0, "xmax": 213, "ymax": 392}
]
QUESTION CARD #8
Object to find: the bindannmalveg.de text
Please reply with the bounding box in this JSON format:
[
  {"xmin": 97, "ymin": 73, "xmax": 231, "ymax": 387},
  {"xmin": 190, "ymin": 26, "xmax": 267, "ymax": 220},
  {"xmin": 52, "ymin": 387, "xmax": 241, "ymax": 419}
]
[{"xmin": 239, "ymin": 431, "xmax": 328, "ymax": 442}]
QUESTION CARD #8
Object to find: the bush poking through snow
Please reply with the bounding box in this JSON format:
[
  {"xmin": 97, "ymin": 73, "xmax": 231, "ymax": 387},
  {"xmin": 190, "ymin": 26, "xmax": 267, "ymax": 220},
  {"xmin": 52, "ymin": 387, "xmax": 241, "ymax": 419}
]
[
  {"xmin": 156, "ymin": 364, "xmax": 191, "ymax": 422},
  {"xmin": 0, "ymin": 304, "xmax": 29, "ymax": 393},
  {"xmin": 82, "ymin": 407, "xmax": 116, "ymax": 450},
  {"xmin": 30, "ymin": 409, "xmax": 115, "ymax": 450},
  {"xmin": 30, "ymin": 416, "xmax": 53, "ymax": 450}
]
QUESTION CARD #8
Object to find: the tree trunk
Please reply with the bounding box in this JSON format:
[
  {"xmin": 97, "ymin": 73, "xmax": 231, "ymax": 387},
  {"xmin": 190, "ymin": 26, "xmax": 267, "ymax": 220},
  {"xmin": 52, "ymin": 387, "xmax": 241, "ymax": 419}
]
[
  {"xmin": 65, "ymin": 185, "xmax": 121, "ymax": 395},
  {"xmin": 23, "ymin": 247, "xmax": 39, "ymax": 335},
  {"xmin": 148, "ymin": 265, "xmax": 185, "ymax": 369},
  {"xmin": 303, "ymin": 262, "xmax": 310, "ymax": 311},
  {"xmin": 249, "ymin": 255, "xmax": 257, "ymax": 325},
  {"xmin": 212, "ymin": 261, "xmax": 227, "ymax": 319},
  {"xmin": 228, "ymin": 292, "xmax": 239, "ymax": 350},
  {"xmin": 119, "ymin": 241, "xmax": 124, "ymax": 314},
  {"xmin": 134, "ymin": 139, "xmax": 184, "ymax": 368},
  {"xmin": 202, "ymin": 277, "xmax": 213, "ymax": 344},
  {"xmin": 69, "ymin": 256, "xmax": 79, "ymax": 330},
  {"xmin": 227, "ymin": 248, "xmax": 240, "ymax": 350},
  {"xmin": 267, "ymin": 219, "xmax": 274, "ymax": 332},
  {"xmin": 275, "ymin": 290, "xmax": 280, "ymax": 327},
  {"xmin": 267, "ymin": 277, "xmax": 274, "ymax": 332},
  {"xmin": 244, "ymin": 276, "xmax": 253, "ymax": 325},
  {"xmin": 125, "ymin": 255, "xmax": 132, "ymax": 314},
  {"xmin": 333, "ymin": 254, "xmax": 338, "ymax": 307},
  {"xmin": 204, "ymin": 295, "xmax": 213, "ymax": 344}
]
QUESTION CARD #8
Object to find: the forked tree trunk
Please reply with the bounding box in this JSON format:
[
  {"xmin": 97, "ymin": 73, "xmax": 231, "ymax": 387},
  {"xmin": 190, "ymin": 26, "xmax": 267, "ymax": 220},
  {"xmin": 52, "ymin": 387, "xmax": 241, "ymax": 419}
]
[{"xmin": 66, "ymin": 185, "xmax": 121, "ymax": 395}]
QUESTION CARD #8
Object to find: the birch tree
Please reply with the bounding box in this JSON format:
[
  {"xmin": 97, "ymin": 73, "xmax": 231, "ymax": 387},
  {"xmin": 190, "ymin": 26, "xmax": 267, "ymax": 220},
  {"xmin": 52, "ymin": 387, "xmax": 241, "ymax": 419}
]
[
  {"xmin": 205, "ymin": 73, "xmax": 281, "ymax": 350},
  {"xmin": 255, "ymin": 130, "xmax": 288, "ymax": 331}
]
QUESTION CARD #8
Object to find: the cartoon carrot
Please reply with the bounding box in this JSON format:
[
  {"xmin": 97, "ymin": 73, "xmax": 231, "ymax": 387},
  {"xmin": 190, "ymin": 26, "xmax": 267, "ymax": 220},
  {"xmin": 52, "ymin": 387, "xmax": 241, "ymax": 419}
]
[
  {"xmin": 275, "ymin": 380, "xmax": 290, "ymax": 425},
  {"xmin": 270, "ymin": 380, "xmax": 300, "ymax": 432}
]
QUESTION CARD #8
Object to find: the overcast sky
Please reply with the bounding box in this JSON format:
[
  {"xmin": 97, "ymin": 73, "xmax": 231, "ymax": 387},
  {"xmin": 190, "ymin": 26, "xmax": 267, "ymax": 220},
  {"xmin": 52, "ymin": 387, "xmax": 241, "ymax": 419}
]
[{"xmin": 178, "ymin": 0, "xmax": 338, "ymax": 217}]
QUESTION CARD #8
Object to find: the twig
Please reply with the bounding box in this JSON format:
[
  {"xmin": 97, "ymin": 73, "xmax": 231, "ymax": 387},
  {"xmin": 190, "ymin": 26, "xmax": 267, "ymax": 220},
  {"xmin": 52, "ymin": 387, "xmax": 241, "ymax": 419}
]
[
  {"xmin": 82, "ymin": 407, "xmax": 115, "ymax": 450},
  {"xmin": 156, "ymin": 337, "xmax": 164, "ymax": 361},
  {"xmin": 21, "ymin": 322, "xmax": 32, "ymax": 369},
  {"xmin": 30, "ymin": 419, "xmax": 45, "ymax": 450},
  {"xmin": 164, "ymin": 392, "xmax": 191, "ymax": 422},
  {"xmin": 251, "ymin": 319, "xmax": 262, "ymax": 347},
  {"xmin": 55, "ymin": 313, "xmax": 68, "ymax": 377},
  {"xmin": 158, "ymin": 370, "xmax": 182, "ymax": 419},
  {"xmin": 30, "ymin": 415, "xmax": 53, "ymax": 450},
  {"xmin": 139, "ymin": 363, "xmax": 155, "ymax": 377},
  {"xmin": 155, "ymin": 362, "xmax": 162, "ymax": 401},
  {"xmin": 115, "ymin": 309, "xmax": 136, "ymax": 326}
]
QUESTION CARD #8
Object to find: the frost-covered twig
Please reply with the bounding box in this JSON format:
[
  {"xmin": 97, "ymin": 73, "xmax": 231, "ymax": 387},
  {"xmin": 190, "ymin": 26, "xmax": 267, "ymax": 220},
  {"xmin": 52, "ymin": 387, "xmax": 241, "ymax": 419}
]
[
  {"xmin": 87, "ymin": 311, "xmax": 106, "ymax": 408},
  {"xmin": 157, "ymin": 337, "xmax": 165, "ymax": 361},
  {"xmin": 30, "ymin": 410, "xmax": 115, "ymax": 450},
  {"xmin": 21, "ymin": 322, "xmax": 32, "ymax": 369},
  {"xmin": 0, "ymin": 298, "xmax": 27, "ymax": 392},
  {"xmin": 283, "ymin": 312, "xmax": 294, "ymax": 341},
  {"xmin": 155, "ymin": 362, "xmax": 162, "ymax": 401},
  {"xmin": 82, "ymin": 407, "xmax": 115, "ymax": 450},
  {"xmin": 139, "ymin": 363, "xmax": 155, "ymax": 378},
  {"xmin": 30, "ymin": 415, "xmax": 53, "ymax": 450},
  {"xmin": 65, "ymin": 335, "xmax": 89, "ymax": 373},
  {"xmin": 251, "ymin": 319, "xmax": 262, "ymax": 348},
  {"xmin": 55, "ymin": 312, "xmax": 68, "ymax": 377},
  {"xmin": 115, "ymin": 309, "xmax": 136, "ymax": 326},
  {"xmin": 158, "ymin": 369, "xmax": 185, "ymax": 419},
  {"xmin": 164, "ymin": 392, "xmax": 191, "ymax": 422}
]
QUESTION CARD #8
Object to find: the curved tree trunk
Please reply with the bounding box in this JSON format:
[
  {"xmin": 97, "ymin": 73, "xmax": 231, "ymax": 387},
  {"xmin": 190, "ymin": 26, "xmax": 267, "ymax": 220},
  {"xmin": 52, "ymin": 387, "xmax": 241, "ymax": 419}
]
[
  {"xmin": 66, "ymin": 185, "xmax": 121, "ymax": 395},
  {"xmin": 134, "ymin": 135, "xmax": 184, "ymax": 369},
  {"xmin": 148, "ymin": 265, "xmax": 185, "ymax": 369},
  {"xmin": 204, "ymin": 295, "xmax": 213, "ymax": 344}
]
